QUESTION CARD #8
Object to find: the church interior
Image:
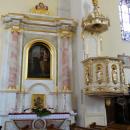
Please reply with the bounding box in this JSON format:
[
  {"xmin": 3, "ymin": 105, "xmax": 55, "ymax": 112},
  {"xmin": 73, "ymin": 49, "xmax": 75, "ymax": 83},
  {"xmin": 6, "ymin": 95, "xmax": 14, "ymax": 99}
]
[{"xmin": 0, "ymin": 0, "xmax": 130, "ymax": 130}]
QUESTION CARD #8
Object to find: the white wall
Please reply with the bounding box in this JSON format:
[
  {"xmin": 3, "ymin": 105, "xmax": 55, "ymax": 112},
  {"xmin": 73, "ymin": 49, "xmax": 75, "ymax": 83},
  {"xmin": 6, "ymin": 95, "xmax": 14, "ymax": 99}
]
[
  {"xmin": 0, "ymin": 0, "xmax": 58, "ymax": 16},
  {"xmin": 70, "ymin": 0, "xmax": 107, "ymax": 127},
  {"xmin": 99, "ymin": 0, "xmax": 130, "ymax": 56}
]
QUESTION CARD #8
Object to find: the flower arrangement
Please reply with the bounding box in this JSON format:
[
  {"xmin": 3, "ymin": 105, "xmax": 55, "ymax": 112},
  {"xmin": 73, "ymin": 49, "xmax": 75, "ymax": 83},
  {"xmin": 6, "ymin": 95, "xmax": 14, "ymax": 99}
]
[{"xmin": 32, "ymin": 107, "xmax": 51, "ymax": 117}]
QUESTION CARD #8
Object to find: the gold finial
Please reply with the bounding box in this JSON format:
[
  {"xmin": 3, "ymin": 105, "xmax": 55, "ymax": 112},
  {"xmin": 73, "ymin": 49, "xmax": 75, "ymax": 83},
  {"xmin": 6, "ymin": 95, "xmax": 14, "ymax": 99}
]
[{"xmin": 92, "ymin": 0, "xmax": 98, "ymax": 7}]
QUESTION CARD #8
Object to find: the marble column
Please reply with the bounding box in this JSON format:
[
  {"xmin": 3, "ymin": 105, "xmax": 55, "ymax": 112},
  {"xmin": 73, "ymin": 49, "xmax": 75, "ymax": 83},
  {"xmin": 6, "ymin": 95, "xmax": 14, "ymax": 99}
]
[
  {"xmin": 58, "ymin": 36, "xmax": 72, "ymax": 91},
  {"xmin": 8, "ymin": 30, "xmax": 21, "ymax": 89},
  {"xmin": 57, "ymin": 33, "xmax": 73, "ymax": 112}
]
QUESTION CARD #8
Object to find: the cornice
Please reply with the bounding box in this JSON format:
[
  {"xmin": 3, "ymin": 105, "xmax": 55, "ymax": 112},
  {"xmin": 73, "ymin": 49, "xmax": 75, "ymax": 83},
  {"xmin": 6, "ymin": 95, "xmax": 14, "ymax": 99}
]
[{"xmin": 2, "ymin": 13, "xmax": 77, "ymax": 37}]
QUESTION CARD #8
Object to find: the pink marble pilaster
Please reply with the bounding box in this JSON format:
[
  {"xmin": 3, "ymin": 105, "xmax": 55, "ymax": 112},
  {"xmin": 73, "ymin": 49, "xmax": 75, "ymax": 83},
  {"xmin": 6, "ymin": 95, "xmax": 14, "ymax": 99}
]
[
  {"xmin": 58, "ymin": 37, "xmax": 71, "ymax": 91},
  {"xmin": 8, "ymin": 31, "xmax": 20, "ymax": 89}
]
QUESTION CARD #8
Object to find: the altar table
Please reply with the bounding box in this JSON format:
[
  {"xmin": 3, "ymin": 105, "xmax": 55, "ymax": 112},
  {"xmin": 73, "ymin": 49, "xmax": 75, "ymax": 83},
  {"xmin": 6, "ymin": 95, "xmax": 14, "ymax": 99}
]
[{"xmin": 8, "ymin": 113, "xmax": 71, "ymax": 130}]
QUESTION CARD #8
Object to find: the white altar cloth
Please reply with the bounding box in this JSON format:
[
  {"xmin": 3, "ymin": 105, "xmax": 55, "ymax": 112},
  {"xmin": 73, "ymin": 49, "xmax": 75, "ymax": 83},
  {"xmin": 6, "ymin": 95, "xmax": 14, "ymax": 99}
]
[{"xmin": 8, "ymin": 113, "xmax": 70, "ymax": 120}]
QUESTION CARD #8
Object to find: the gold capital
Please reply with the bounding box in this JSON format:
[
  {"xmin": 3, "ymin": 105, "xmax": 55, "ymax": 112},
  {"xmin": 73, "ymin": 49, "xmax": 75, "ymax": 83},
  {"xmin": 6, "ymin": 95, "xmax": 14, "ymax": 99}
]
[{"xmin": 11, "ymin": 26, "xmax": 21, "ymax": 33}]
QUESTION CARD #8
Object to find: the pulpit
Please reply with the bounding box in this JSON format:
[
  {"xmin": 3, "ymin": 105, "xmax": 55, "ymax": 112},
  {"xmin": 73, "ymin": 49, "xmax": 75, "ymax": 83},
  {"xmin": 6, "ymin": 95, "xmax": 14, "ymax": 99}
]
[{"xmin": 8, "ymin": 113, "xmax": 72, "ymax": 130}]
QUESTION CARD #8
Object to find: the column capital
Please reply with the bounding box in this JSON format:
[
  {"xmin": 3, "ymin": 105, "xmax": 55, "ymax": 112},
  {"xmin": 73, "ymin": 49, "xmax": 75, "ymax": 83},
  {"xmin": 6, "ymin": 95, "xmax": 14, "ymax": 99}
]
[
  {"xmin": 59, "ymin": 30, "xmax": 73, "ymax": 38},
  {"xmin": 11, "ymin": 26, "xmax": 22, "ymax": 33},
  {"xmin": 59, "ymin": 23, "xmax": 77, "ymax": 38}
]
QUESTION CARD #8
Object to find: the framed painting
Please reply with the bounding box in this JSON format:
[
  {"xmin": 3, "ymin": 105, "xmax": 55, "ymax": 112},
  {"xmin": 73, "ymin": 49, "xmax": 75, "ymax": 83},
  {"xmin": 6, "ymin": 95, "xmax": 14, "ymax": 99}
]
[
  {"xmin": 27, "ymin": 42, "xmax": 50, "ymax": 78},
  {"xmin": 118, "ymin": 54, "xmax": 130, "ymax": 68},
  {"xmin": 32, "ymin": 94, "xmax": 45, "ymax": 108}
]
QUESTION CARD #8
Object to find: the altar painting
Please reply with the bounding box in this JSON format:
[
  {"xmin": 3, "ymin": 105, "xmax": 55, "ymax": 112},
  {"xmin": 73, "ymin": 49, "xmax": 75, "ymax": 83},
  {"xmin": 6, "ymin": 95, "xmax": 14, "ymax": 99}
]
[{"xmin": 28, "ymin": 42, "xmax": 50, "ymax": 79}]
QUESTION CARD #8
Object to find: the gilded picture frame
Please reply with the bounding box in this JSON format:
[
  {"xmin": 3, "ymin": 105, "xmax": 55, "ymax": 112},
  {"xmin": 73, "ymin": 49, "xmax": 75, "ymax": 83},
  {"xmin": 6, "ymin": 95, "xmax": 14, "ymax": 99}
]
[
  {"xmin": 23, "ymin": 39, "xmax": 57, "ymax": 81},
  {"xmin": 118, "ymin": 54, "xmax": 130, "ymax": 68},
  {"xmin": 32, "ymin": 94, "xmax": 45, "ymax": 108}
]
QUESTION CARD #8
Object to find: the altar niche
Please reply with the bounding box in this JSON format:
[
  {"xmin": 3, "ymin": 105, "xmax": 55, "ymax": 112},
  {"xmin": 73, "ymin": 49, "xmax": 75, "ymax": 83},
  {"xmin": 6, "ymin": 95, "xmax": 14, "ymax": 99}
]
[{"xmin": 27, "ymin": 42, "xmax": 51, "ymax": 79}]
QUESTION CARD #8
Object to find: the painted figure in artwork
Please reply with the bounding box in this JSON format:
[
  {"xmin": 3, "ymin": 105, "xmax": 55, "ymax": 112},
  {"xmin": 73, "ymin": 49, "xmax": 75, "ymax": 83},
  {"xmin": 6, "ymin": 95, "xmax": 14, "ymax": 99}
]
[
  {"xmin": 39, "ymin": 47, "xmax": 50, "ymax": 76},
  {"xmin": 34, "ymin": 96, "xmax": 43, "ymax": 108},
  {"xmin": 28, "ymin": 42, "xmax": 50, "ymax": 78}
]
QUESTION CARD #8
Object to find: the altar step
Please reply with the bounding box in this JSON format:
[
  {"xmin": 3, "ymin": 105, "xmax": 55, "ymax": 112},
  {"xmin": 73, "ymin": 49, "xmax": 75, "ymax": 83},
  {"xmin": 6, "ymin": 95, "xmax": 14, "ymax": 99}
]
[
  {"xmin": 70, "ymin": 123, "xmax": 130, "ymax": 130},
  {"xmin": 106, "ymin": 123, "xmax": 130, "ymax": 130},
  {"xmin": 70, "ymin": 123, "xmax": 105, "ymax": 130},
  {"xmin": 90, "ymin": 123, "xmax": 130, "ymax": 130}
]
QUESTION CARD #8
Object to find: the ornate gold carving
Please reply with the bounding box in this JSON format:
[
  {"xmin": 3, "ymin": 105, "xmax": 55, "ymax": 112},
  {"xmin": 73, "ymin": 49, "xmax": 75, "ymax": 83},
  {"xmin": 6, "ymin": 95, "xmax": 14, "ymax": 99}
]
[
  {"xmin": 11, "ymin": 26, "xmax": 21, "ymax": 33},
  {"xmin": 82, "ymin": 57, "xmax": 128, "ymax": 96},
  {"xmin": 84, "ymin": 66, "xmax": 90, "ymax": 85},
  {"xmin": 31, "ymin": 2, "xmax": 49, "ymax": 15},
  {"xmin": 59, "ymin": 30, "xmax": 73, "ymax": 38},
  {"xmin": 59, "ymin": 24, "xmax": 77, "ymax": 38},
  {"xmin": 81, "ymin": 0, "xmax": 110, "ymax": 34}
]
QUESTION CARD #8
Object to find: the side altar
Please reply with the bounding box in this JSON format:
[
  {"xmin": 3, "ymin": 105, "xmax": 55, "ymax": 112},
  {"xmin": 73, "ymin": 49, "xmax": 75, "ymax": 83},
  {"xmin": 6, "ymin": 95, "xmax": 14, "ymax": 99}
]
[{"xmin": 0, "ymin": 8, "xmax": 77, "ymax": 130}]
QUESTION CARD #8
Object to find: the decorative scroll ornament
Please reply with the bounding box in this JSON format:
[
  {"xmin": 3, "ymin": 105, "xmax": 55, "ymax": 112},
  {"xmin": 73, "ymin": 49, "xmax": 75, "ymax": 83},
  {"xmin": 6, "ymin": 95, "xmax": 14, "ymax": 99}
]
[
  {"xmin": 81, "ymin": 0, "xmax": 110, "ymax": 34},
  {"xmin": 31, "ymin": 2, "xmax": 49, "ymax": 15}
]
